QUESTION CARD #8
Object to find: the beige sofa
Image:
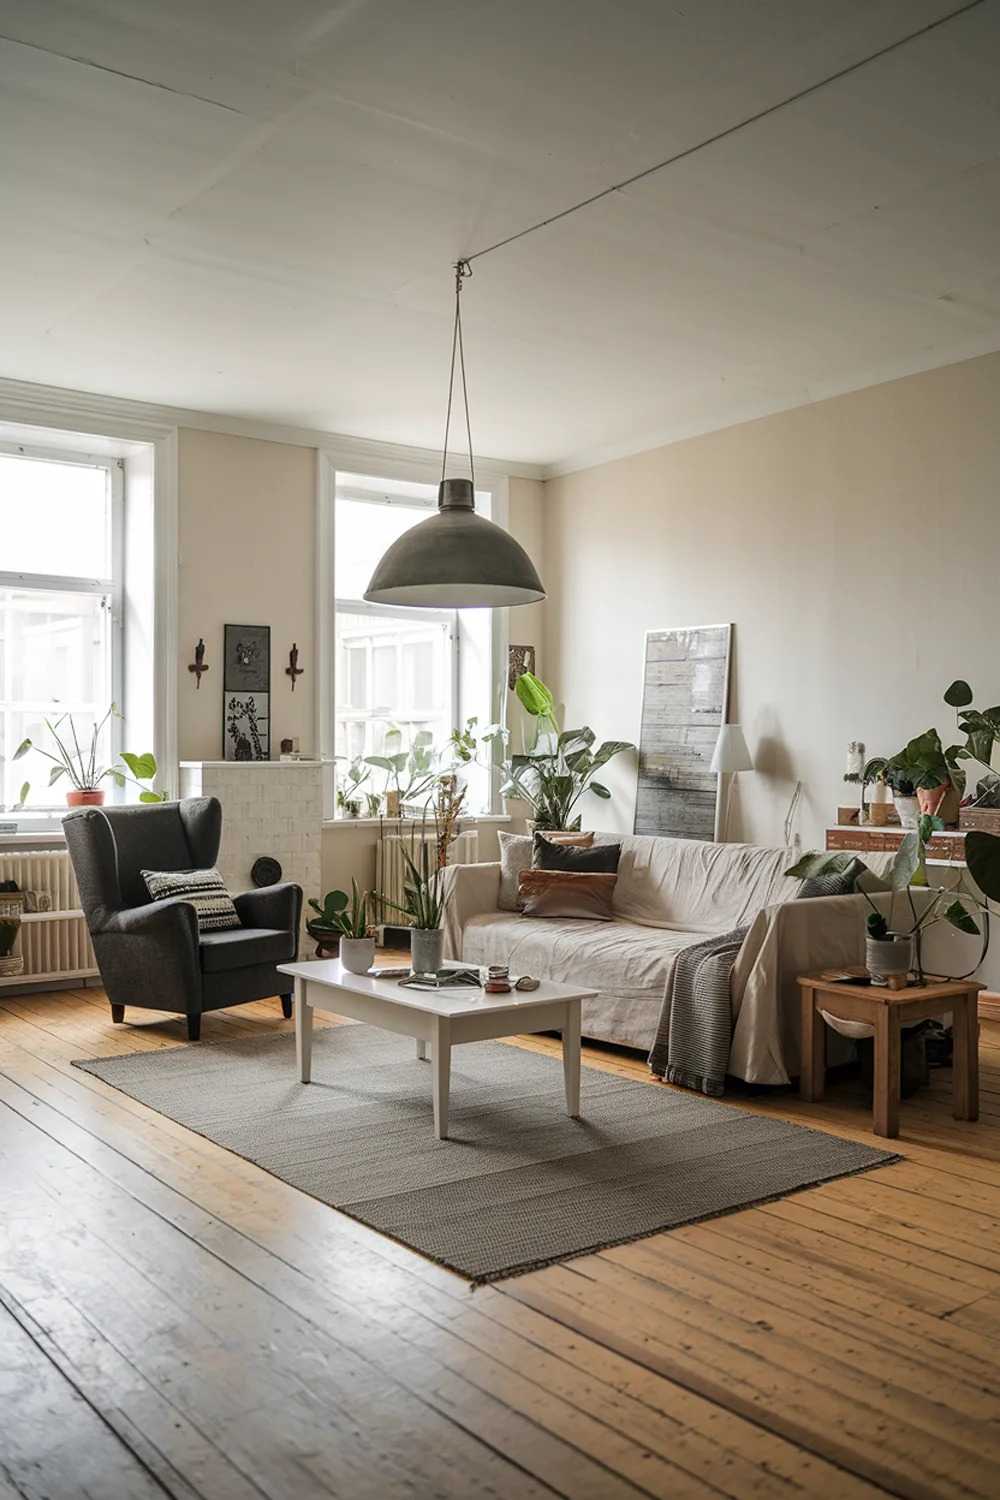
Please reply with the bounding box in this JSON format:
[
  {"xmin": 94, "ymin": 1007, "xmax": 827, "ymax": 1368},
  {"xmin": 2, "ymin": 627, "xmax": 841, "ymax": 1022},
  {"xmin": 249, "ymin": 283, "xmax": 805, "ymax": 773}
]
[{"xmin": 441, "ymin": 833, "xmax": 899, "ymax": 1086}]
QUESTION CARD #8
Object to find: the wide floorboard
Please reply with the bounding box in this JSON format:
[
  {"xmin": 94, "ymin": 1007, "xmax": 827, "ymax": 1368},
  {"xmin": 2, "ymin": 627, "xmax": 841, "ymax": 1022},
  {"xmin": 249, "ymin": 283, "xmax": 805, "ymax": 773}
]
[{"xmin": 3, "ymin": 977, "xmax": 1000, "ymax": 1499}]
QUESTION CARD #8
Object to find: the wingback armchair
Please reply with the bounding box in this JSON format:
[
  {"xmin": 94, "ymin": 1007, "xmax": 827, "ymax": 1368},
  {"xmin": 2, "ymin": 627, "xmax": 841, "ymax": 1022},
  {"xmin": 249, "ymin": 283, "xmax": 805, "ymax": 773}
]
[{"xmin": 63, "ymin": 798, "xmax": 302, "ymax": 1040}]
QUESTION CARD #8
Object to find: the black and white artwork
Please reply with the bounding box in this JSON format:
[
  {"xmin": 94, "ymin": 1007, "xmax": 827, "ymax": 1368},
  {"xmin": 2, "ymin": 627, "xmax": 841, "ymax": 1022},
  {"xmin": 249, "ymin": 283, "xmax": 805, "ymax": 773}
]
[
  {"xmin": 223, "ymin": 624, "xmax": 270, "ymax": 760},
  {"xmin": 634, "ymin": 624, "xmax": 731, "ymax": 840},
  {"xmin": 224, "ymin": 692, "xmax": 270, "ymax": 762},
  {"xmin": 224, "ymin": 624, "xmax": 270, "ymax": 694}
]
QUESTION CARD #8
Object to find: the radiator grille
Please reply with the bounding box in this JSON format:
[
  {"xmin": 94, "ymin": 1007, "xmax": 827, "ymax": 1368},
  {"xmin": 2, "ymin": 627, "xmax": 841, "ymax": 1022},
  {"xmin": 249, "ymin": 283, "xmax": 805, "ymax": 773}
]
[
  {"xmin": 0, "ymin": 849, "xmax": 98, "ymax": 987},
  {"xmin": 375, "ymin": 829, "xmax": 478, "ymax": 927}
]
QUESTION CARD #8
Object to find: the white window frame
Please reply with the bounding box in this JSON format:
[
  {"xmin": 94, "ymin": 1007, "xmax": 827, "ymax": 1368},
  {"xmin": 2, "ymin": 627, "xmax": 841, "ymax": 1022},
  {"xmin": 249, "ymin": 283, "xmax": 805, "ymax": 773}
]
[
  {"xmin": 0, "ymin": 439, "xmax": 125, "ymax": 823},
  {"xmin": 318, "ymin": 453, "xmax": 508, "ymax": 822}
]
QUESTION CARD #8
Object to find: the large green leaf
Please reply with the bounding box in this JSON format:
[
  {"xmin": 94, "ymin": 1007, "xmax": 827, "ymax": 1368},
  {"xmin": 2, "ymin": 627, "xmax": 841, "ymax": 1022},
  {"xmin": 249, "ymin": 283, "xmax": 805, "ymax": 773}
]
[
  {"xmin": 944, "ymin": 679, "xmax": 974, "ymax": 708},
  {"xmin": 13, "ymin": 738, "xmax": 32, "ymax": 761},
  {"xmin": 120, "ymin": 750, "xmax": 157, "ymax": 780},
  {"xmin": 784, "ymin": 850, "xmax": 858, "ymax": 880},
  {"xmin": 515, "ymin": 671, "xmax": 555, "ymax": 719},
  {"xmin": 943, "ymin": 899, "xmax": 980, "ymax": 936},
  {"xmin": 590, "ymin": 739, "xmax": 635, "ymax": 768},
  {"xmin": 891, "ymin": 832, "xmax": 925, "ymax": 889},
  {"xmin": 589, "ymin": 781, "xmax": 611, "ymax": 798},
  {"xmin": 48, "ymin": 765, "xmax": 66, "ymax": 786},
  {"xmin": 139, "ymin": 790, "xmax": 167, "ymax": 803},
  {"xmin": 966, "ymin": 830, "xmax": 1000, "ymax": 901}
]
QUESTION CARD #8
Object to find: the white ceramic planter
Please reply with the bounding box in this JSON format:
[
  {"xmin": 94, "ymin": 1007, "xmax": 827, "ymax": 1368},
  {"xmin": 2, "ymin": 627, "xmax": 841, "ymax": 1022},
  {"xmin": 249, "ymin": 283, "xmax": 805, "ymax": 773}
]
[
  {"xmin": 866, "ymin": 933, "xmax": 913, "ymax": 986},
  {"xmin": 410, "ymin": 927, "xmax": 444, "ymax": 976},
  {"xmin": 894, "ymin": 794, "xmax": 919, "ymax": 829},
  {"xmin": 339, "ymin": 936, "xmax": 375, "ymax": 975}
]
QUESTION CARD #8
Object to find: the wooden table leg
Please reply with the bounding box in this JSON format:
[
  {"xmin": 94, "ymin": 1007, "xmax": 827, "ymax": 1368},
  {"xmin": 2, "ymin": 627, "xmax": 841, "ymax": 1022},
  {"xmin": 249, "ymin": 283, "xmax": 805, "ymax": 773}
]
[
  {"xmin": 295, "ymin": 977, "xmax": 312, "ymax": 1084},
  {"xmin": 800, "ymin": 986, "xmax": 825, "ymax": 1101},
  {"xmin": 952, "ymin": 991, "xmax": 979, "ymax": 1123},
  {"xmin": 873, "ymin": 1005, "xmax": 901, "ymax": 1138},
  {"xmin": 563, "ymin": 1001, "xmax": 582, "ymax": 1119},
  {"xmin": 432, "ymin": 1016, "xmax": 451, "ymax": 1139}
]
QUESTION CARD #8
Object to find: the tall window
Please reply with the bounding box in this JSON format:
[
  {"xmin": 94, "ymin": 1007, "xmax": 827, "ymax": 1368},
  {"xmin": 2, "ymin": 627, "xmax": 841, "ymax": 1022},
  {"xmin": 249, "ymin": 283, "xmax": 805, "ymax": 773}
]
[
  {"xmin": 333, "ymin": 472, "xmax": 494, "ymax": 813},
  {"xmin": 0, "ymin": 443, "xmax": 122, "ymax": 814}
]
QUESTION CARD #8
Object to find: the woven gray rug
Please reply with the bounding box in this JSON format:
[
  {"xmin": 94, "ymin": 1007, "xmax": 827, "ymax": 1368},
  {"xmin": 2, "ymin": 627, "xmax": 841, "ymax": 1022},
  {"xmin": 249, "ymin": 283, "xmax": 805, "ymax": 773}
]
[{"xmin": 75, "ymin": 1026, "xmax": 896, "ymax": 1283}]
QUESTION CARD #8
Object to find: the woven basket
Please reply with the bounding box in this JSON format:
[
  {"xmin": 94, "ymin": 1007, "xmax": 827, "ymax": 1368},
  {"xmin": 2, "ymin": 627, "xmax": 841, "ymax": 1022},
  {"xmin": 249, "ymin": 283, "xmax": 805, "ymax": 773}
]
[{"xmin": 0, "ymin": 954, "xmax": 24, "ymax": 977}]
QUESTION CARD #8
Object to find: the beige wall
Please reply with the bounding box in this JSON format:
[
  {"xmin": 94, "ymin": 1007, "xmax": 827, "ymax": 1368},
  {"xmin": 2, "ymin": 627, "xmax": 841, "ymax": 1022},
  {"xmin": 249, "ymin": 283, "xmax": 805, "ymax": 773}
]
[
  {"xmin": 542, "ymin": 351, "xmax": 1000, "ymax": 858},
  {"xmin": 177, "ymin": 429, "xmax": 317, "ymax": 761}
]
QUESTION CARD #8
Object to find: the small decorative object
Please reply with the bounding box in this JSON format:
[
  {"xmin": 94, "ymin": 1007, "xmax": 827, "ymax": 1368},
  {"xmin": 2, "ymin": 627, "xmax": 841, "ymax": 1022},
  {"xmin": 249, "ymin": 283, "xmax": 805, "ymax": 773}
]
[
  {"xmin": 14, "ymin": 708, "xmax": 166, "ymax": 808},
  {"xmin": 845, "ymin": 741, "xmax": 865, "ymax": 778},
  {"xmin": 224, "ymin": 624, "xmax": 270, "ymax": 761},
  {"xmin": 507, "ymin": 644, "xmax": 536, "ymax": 691},
  {"xmin": 285, "ymin": 642, "xmax": 304, "ymax": 692},
  {"xmin": 634, "ymin": 624, "xmax": 730, "ymax": 840},
  {"xmin": 188, "ymin": 638, "xmax": 209, "ymax": 689},
  {"xmin": 307, "ymin": 881, "xmax": 373, "ymax": 970},
  {"xmin": 251, "ymin": 856, "xmax": 282, "ymax": 888},
  {"xmin": 484, "ymin": 964, "xmax": 512, "ymax": 994},
  {"xmin": 385, "ymin": 788, "xmax": 402, "ymax": 819},
  {"xmin": 868, "ymin": 779, "xmax": 891, "ymax": 826},
  {"xmin": 280, "ymin": 737, "xmax": 294, "ymax": 755}
]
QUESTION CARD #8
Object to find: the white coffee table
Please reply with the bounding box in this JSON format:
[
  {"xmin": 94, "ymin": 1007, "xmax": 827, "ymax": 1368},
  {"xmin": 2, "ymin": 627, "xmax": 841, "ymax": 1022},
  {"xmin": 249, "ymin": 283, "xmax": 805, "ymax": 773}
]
[{"xmin": 277, "ymin": 959, "xmax": 597, "ymax": 1139}]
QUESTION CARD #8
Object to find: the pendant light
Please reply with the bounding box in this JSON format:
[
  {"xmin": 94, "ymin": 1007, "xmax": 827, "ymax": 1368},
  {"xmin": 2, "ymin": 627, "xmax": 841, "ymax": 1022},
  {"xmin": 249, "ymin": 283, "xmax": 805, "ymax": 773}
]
[{"xmin": 364, "ymin": 260, "xmax": 545, "ymax": 609}]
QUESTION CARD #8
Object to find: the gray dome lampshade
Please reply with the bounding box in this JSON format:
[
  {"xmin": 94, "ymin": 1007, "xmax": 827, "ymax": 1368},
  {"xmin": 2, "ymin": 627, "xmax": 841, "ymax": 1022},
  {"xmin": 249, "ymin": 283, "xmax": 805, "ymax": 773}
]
[{"xmin": 363, "ymin": 478, "xmax": 546, "ymax": 608}]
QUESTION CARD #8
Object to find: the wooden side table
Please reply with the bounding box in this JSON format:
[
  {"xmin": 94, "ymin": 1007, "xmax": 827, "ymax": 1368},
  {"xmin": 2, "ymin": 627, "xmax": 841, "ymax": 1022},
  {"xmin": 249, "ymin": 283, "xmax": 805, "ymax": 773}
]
[{"xmin": 798, "ymin": 973, "xmax": 982, "ymax": 1138}]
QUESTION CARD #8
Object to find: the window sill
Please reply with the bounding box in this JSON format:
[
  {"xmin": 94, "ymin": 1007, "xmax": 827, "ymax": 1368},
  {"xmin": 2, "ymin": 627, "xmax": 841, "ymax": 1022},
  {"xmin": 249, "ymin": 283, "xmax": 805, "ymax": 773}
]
[{"xmin": 323, "ymin": 814, "xmax": 511, "ymax": 833}]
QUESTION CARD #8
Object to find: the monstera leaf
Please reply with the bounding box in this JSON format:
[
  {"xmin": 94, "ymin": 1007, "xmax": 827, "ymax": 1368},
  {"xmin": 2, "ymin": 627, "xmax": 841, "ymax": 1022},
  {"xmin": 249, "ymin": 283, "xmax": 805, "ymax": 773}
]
[{"xmin": 965, "ymin": 831, "xmax": 1000, "ymax": 903}]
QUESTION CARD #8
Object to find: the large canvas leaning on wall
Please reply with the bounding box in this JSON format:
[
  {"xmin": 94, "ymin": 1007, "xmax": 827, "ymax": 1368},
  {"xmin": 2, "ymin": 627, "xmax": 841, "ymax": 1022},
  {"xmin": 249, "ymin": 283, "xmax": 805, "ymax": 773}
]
[{"xmin": 634, "ymin": 624, "xmax": 731, "ymax": 840}]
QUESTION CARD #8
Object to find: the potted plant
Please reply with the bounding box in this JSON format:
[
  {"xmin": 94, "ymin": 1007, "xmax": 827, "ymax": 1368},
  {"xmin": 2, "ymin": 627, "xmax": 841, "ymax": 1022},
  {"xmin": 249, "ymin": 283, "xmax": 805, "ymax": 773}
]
[
  {"xmin": 0, "ymin": 912, "xmax": 22, "ymax": 977},
  {"xmin": 860, "ymin": 756, "xmax": 918, "ymax": 828},
  {"xmin": 885, "ymin": 729, "xmax": 965, "ymax": 827},
  {"xmin": 365, "ymin": 727, "xmax": 441, "ymax": 819},
  {"xmin": 788, "ymin": 814, "xmax": 986, "ymax": 985},
  {"xmin": 307, "ymin": 880, "xmax": 374, "ymax": 973},
  {"xmin": 14, "ymin": 706, "xmax": 166, "ymax": 809},
  {"xmin": 378, "ymin": 843, "xmax": 448, "ymax": 975},
  {"xmin": 335, "ymin": 756, "xmax": 370, "ymax": 818},
  {"xmin": 499, "ymin": 672, "xmax": 634, "ymax": 831}
]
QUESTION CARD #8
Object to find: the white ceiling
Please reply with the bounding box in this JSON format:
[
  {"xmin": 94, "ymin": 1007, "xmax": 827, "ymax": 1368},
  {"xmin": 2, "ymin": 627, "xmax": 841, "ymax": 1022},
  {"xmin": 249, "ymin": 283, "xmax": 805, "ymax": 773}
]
[{"xmin": 2, "ymin": 0, "xmax": 1000, "ymax": 472}]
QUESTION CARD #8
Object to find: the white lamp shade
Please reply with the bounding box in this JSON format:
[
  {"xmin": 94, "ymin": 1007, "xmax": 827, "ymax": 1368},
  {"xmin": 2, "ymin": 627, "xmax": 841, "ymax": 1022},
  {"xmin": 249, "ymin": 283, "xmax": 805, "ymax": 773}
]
[{"xmin": 711, "ymin": 724, "xmax": 753, "ymax": 774}]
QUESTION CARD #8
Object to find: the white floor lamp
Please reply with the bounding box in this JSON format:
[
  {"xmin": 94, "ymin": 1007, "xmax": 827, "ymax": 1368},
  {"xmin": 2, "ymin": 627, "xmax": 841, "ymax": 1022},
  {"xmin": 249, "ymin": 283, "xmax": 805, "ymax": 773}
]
[{"xmin": 711, "ymin": 725, "xmax": 754, "ymax": 842}]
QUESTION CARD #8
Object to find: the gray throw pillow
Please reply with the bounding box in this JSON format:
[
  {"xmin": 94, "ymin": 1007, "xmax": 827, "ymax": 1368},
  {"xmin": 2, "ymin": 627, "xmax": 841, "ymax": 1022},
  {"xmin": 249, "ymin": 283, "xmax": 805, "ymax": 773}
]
[
  {"xmin": 142, "ymin": 866, "xmax": 241, "ymax": 933},
  {"xmin": 533, "ymin": 832, "xmax": 621, "ymax": 874}
]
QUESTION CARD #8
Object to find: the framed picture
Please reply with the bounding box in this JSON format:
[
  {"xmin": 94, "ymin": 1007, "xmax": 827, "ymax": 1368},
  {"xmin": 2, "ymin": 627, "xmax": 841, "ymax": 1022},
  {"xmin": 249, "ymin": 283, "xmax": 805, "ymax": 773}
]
[
  {"xmin": 634, "ymin": 623, "xmax": 731, "ymax": 840},
  {"xmin": 223, "ymin": 625, "xmax": 270, "ymax": 760}
]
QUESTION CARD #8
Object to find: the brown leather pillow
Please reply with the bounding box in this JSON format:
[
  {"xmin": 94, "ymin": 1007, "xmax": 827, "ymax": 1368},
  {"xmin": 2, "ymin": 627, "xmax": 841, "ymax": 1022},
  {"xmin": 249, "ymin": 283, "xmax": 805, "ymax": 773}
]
[
  {"xmin": 497, "ymin": 829, "xmax": 594, "ymax": 911},
  {"xmin": 517, "ymin": 868, "xmax": 617, "ymax": 921}
]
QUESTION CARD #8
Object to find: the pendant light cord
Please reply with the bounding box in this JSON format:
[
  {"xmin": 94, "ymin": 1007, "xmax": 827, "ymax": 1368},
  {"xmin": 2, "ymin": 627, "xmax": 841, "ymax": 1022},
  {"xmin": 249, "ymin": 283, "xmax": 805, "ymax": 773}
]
[
  {"xmin": 462, "ymin": 0, "xmax": 984, "ymax": 266},
  {"xmin": 441, "ymin": 258, "xmax": 475, "ymax": 487}
]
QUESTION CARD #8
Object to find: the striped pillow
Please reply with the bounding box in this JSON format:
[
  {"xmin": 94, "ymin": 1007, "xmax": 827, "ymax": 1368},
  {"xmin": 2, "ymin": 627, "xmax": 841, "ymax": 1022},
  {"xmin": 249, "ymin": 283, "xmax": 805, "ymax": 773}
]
[{"xmin": 141, "ymin": 867, "xmax": 241, "ymax": 933}]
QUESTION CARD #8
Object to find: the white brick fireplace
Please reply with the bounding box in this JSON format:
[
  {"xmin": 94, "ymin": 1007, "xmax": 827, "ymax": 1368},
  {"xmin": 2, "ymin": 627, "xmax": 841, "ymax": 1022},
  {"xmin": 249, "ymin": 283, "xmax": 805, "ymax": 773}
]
[{"xmin": 178, "ymin": 761, "xmax": 322, "ymax": 934}]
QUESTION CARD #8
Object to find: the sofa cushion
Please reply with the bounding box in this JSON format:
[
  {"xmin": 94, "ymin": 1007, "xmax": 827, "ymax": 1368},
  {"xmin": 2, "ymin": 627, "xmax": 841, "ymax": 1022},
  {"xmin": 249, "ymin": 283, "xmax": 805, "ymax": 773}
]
[
  {"xmin": 142, "ymin": 866, "xmax": 240, "ymax": 933},
  {"xmin": 610, "ymin": 835, "xmax": 798, "ymax": 931},
  {"xmin": 533, "ymin": 832, "xmax": 621, "ymax": 873},
  {"xmin": 199, "ymin": 926, "xmax": 293, "ymax": 972},
  {"xmin": 517, "ymin": 869, "xmax": 617, "ymax": 920},
  {"xmin": 497, "ymin": 830, "xmax": 593, "ymax": 911},
  {"xmin": 461, "ymin": 911, "xmax": 698, "ymax": 1051}
]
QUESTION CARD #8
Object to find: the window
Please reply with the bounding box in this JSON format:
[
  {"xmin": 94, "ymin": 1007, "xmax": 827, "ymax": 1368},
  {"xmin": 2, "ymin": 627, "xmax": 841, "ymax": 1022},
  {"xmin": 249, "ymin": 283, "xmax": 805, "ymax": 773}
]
[
  {"xmin": 0, "ymin": 443, "xmax": 122, "ymax": 815},
  {"xmin": 332, "ymin": 473, "xmax": 495, "ymax": 814}
]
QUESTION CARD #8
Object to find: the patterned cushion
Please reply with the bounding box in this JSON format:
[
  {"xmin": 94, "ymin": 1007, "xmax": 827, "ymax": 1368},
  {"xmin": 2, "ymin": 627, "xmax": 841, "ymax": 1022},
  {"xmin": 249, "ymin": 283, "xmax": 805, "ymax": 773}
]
[
  {"xmin": 141, "ymin": 867, "xmax": 241, "ymax": 933},
  {"xmin": 796, "ymin": 857, "xmax": 867, "ymax": 899},
  {"xmin": 517, "ymin": 868, "xmax": 617, "ymax": 921},
  {"xmin": 497, "ymin": 830, "xmax": 594, "ymax": 911},
  {"xmin": 533, "ymin": 832, "xmax": 621, "ymax": 873}
]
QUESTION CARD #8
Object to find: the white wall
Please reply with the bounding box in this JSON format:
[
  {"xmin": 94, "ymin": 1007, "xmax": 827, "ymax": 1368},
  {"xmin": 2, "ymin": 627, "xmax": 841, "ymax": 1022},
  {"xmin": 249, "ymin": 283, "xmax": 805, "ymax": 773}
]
[{"xmin": 543, "ymin": 352, "xmax": 1000, "ymax": 860}]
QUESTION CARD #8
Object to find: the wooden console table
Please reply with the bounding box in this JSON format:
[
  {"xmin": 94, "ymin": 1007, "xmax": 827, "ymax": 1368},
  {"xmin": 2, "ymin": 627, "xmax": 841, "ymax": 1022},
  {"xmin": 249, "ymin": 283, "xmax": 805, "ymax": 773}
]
[{"xmin": 798, "ymin": 973, "xmax": 981, "ymax": 1139}]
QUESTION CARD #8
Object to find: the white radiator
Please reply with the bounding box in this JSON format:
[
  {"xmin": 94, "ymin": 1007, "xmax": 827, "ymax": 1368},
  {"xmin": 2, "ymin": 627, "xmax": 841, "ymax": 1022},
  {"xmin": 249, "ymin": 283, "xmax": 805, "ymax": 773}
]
[
  {"xmin": 0, "ymin": 849, "xmax": 98, "ymax": 988},
  {"xmin": 376, "ymin": 828, "xmax": 478, "ymax": 927}
]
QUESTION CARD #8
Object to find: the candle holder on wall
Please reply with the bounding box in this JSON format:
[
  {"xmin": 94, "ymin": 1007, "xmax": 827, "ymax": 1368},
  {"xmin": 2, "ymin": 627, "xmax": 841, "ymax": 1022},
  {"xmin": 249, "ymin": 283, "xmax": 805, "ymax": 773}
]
[
  {"xmin": 285, "ymin": 643, "xmax": 304, "ymax": 691},
  {"xmin": 187, "ymin": 638, "xmax": 209, "ymax": 689}
]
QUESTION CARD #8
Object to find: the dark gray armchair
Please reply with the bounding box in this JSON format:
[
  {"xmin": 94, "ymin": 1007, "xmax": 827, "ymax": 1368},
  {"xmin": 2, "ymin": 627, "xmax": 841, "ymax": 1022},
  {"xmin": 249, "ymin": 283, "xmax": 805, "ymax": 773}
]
[{"xmin": 63, "ymin": 798, "xmax": 302, "ymax": 1040}]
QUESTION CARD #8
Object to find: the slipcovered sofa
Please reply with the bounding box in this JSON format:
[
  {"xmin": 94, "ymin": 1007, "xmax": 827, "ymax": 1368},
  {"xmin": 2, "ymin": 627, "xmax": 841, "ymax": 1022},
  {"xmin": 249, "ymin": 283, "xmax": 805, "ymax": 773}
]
[{"xmin": 441, "ymin": 833, "xmax": 901, "ymax": 1086}]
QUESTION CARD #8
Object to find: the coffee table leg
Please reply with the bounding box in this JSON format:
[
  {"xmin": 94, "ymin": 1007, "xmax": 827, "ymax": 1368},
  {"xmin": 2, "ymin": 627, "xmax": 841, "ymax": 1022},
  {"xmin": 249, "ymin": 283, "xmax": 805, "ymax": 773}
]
[
  {"xmin": 416, "ymin": 1039, "xmax": 429, "ymax": 1061},
  {"xmin": 873, "ymin": 1006, "xmax": 901, "ymax": 1138},
  {"xmin": 295, "ymin": 977, "xmax": 312, "ymax": 1084},
  {"xmin": 953, "ymin": 991, "xmax": 979, "ymax": 1122},
  {"xmin": 563, "ymin": 1001, "xmax": 581, "ymax": 1118},
  {"xmin": 432, "ymin": 1017, "xmax": 451, "ymax": 1139}
]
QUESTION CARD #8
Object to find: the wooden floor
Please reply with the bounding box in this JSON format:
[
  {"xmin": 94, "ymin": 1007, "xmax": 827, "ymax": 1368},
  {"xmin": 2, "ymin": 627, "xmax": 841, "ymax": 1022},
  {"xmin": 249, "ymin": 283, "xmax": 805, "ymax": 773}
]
[{"xmin": 4, "ymin": 980, "xmax": 1000, "ymax": 1500}]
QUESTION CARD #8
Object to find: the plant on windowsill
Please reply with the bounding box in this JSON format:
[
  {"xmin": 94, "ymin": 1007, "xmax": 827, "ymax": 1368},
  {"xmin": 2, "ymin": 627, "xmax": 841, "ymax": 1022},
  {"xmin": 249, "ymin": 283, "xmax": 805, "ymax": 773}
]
[
  {"xmin": 306, "ymin": 879, "xmax": 374, "ymax": 972},
  {"xmin": 335, "ymin": 755, "xmax": 371, "ymax": 818},
  {"xmin": 13, "ymin": 705, "xmax": 167, "ymax": 810},
  {"xmin": 377, "ymin": 843, "xmax": 449, "ymax": 976},
  {"xmin": 498, "ymin": 671, "xmax": 635, "ymax": 831}
]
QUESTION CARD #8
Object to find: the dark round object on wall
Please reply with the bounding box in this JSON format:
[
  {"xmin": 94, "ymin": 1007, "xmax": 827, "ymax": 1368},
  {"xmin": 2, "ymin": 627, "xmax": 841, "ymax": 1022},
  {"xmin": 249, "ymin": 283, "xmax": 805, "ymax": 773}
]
[{"xmin": 251, "ymin": 856, "xmax": 282, "ymax": 888}]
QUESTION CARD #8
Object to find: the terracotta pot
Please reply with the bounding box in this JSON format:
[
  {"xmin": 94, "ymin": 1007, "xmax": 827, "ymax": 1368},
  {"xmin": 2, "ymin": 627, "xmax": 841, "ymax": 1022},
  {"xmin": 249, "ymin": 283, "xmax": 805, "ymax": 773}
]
[
  {"xmin": 917, "ymin": 782, "xmax": 960, "ymax": 826},
  {"xmin": 66, "ymin": 788, "xmax": 105, "ymax": 808}
]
